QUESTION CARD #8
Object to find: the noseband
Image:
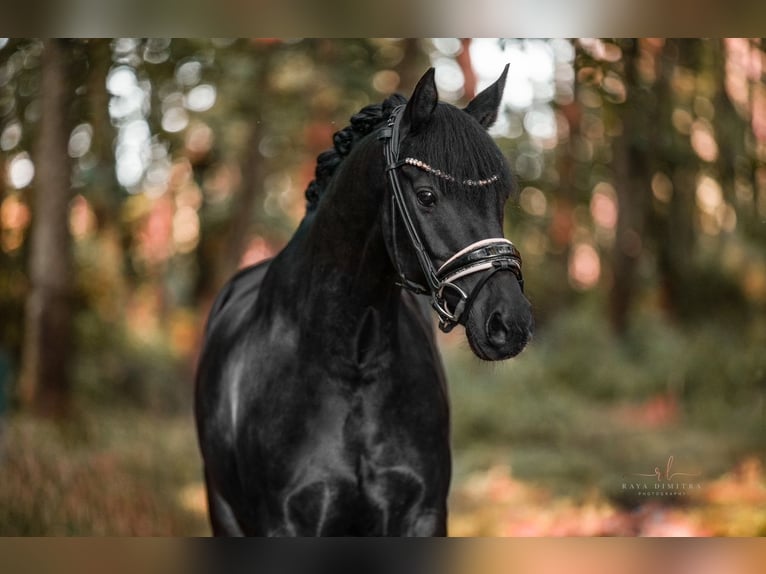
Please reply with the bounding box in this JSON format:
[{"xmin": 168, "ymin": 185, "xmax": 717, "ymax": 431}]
[{"xmin": 379, "ymin": 105, "xmax": 524, "ymax": 333}]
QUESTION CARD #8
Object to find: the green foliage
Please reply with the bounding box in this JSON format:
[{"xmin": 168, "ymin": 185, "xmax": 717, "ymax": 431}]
[
  {"xmin": 72, "ymin": 310, "xmax": 191, "ymax": 413},
  {"xmin": 447, "ymin": 302, "xmax": 766, "ymax": 503},
  {"xmin": 0, "ymin": 411, "xmax": 206, "ymax": 535}
]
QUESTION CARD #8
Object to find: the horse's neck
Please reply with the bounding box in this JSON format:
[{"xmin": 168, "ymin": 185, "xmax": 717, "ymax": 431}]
[{"xmin": 275, "ymin": 141, "xmax": 400, "ymax": 344}]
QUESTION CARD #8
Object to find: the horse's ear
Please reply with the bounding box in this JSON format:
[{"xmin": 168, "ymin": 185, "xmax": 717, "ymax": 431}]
[
  {"xmin": 464, "ymin": 64, "xmax": 509, "ymax": 129},
  {"xmin": 402, "ymin": 68, "xmax": 438, "ymax": 134}
]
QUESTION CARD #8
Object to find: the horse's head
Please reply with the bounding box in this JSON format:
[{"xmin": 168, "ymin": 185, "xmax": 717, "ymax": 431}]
[{"xmin": 381, "ymin": 67, "xmax": 533, "ymax": 361}]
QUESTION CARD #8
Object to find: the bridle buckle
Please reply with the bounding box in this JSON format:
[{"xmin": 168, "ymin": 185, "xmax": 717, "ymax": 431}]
[{"xmin": 433, "ymin": 282, "xmax": 468, "ymax": 333}]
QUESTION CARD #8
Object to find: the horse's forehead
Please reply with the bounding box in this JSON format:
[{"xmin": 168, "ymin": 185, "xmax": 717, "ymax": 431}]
[
  {"xmin": 404, "ymin": 116, "xmax": 509, "ymax": 184},
  {"xmin": 417, "ymin": 112, "xmax": 503, "ymax": 158}
]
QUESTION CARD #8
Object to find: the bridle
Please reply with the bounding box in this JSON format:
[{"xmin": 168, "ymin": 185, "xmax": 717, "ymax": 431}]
[{"xmin": 379, "ymin": 105, "xmax": 524, "ymax": 333}]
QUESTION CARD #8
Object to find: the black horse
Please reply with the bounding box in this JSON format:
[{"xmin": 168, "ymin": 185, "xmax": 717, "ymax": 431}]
[{"xmin": 195, "ymin": 67, "xmax": 533, "ymax": 536}]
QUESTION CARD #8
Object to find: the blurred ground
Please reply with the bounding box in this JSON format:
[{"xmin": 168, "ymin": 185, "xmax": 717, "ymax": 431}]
[
  {"xmin": 449, "ymin": 459, "xmax": 766, "ymax": 536},
  {"xmin": 0, "ymin": 399, "xmax": 763, "ymax": 536},
  {"xmin": 0, "ymin": 411, "xmax": 208, "ymax": 536}
]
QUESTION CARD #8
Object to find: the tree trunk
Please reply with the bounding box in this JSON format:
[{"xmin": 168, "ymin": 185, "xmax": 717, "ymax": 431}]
[
  {"xmin": 221, "ymin": 121, "xmax": 266, "ymax": 278},
  {"xmin": 395, "ymin": 39, "xmax": 428, "ymax": 94},
  {"xmin": 18, "ymin": 39, "xmax": 74, "ymax": 418},
  {"xmin": 548, "ymin": 71, "xmax": 581, "ymax": 321},
  {"xmin": 456, "ymin": 38, "xmax": 477, "ymax": 101},
  {"xmin": 610, "ymin": 40, "xmax": 650, "ymax": 334},
  {"xmin": 86, "ymin": 38, "xmax": 119, "ymax": 227},
  {"xmin": 654, "ymin": 40, "xmax": 701, "ymax": 321}
]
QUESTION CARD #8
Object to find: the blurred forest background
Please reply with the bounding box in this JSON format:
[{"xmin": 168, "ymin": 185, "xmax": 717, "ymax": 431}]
[{"xmin": 0, "ymin": 38, "xmax": 764, "ymax": 536}]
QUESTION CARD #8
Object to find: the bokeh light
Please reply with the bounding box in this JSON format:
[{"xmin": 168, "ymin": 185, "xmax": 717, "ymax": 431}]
[
  {"xmin": 7, "ymin": 152, "xmax": 35, "ymax": 189},
  {"xmin": 569, "ymin": 243, "xmax": 601, "ymax": 289}
]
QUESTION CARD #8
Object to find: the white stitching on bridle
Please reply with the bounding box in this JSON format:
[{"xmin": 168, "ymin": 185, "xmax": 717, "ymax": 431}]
[
  {"xmin": 436, "ymin": 238, "xmax": 518, "ymax": 298},
  {"xmin": 438, "ymin": 238, "xmax": 515, "ymax": 274}
]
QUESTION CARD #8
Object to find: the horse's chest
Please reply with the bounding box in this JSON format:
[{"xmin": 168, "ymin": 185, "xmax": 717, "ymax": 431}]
[
  {"xmin": 287, "ymin": 381, "xmax": 437, "ymax": 477},
  {"xmin": 271, "ymin": 384, "xmax": 448, "ymax": 535}
]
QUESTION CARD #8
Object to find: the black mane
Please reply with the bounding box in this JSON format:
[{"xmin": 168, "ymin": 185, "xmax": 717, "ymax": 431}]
[
  {"xmin": 304, "ymin": 93, "xmax": 514, "ymax": 213},
  {"xmin": 305, "ymin": 94, "xmax": 407, "ymax": 212}
]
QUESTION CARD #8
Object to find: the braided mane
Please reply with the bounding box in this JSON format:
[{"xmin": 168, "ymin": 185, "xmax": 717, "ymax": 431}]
[{"xmin": 305, "ymin": 94, "xmax": 407, "ymax": 212}]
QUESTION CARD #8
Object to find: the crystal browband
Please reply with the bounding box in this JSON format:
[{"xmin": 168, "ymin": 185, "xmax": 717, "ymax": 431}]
[{"xmin": 403, "ymin": 157, "xmax": 500, "ymax": 187}]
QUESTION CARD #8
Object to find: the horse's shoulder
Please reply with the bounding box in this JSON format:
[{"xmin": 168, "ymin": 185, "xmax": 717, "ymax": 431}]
[{"xmin": 205, "ymin": 259, "xmax": 273, "ymax": 337}]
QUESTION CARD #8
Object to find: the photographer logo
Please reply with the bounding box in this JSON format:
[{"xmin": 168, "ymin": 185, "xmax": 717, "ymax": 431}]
[{"xmin": 622, "ymin": 455, "xmax": 702, "ymax": 496}]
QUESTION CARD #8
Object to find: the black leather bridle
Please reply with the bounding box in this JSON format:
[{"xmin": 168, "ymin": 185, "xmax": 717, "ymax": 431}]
[{"xmin": 379, "ymin": 105, "xmax": 524, "ymax": 333}]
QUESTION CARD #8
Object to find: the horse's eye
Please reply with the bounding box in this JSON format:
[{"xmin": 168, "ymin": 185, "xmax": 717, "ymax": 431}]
[{"xmin": 416, "ymin": 189, "xmax": 436, "ymax": 207}]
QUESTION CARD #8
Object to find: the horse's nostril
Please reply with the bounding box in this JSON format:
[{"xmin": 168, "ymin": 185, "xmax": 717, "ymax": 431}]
[{"xmin": 486, "ymin": 311, "xmax": 509, "ymax": 348}]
